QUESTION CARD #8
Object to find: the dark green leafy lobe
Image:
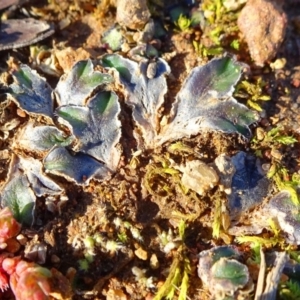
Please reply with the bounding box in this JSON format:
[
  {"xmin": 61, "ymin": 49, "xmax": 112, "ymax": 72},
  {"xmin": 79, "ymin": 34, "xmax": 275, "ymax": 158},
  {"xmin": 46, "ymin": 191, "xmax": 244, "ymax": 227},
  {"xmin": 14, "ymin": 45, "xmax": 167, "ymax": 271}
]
[
  {"xmin": 159, "ymin": 57, "xmax": 259, "ymax": 144},
  {"xmin": 55, "ymin": 59, "xmax": 113, "ymax": 106},
  {"xmin": 44, "ymin": 147, "xmax": 111, "ymax": 185},
  {"xmin": 8, "ymin": 65, "xmax": 54, "ymax": 118},
  {"xmin": 103, "ymin": 54, "xmax": 170, "ymax": 149},
  {"xmin": 56, "ymin": 91, "xmax": 121, "ymax": 170},
  {"xmin": 211, "ymin": 258, "xmax": 249, "ymax": 289},
  {"xmin": 0, "ymin": 175, "xmax": 35, "ymax": 225}
]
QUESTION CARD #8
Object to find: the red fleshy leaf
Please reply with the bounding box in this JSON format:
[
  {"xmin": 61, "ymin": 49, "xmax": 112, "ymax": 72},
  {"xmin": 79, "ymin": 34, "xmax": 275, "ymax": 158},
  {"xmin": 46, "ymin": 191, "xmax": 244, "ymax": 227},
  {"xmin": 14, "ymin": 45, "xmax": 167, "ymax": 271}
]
[
  {"xmin": 2, "ymin": 256, "xmax": 21, "ymax": 275},
  {"xmin": 0, "ymin": 207, "xmax": 21, "ymax": 243},
  {"xmin": 0, "ymin": 268, "xmax": 9, "ymax": 292},
  {"xmin": 11, "ymin": 261, "xmax": 52, "ymax": 300}
]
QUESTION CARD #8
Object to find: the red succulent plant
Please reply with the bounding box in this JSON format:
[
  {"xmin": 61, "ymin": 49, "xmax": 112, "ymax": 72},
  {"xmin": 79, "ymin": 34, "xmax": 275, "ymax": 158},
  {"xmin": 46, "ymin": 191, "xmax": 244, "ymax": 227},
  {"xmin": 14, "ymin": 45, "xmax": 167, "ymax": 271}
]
[{"xmin": 0, "ymin": 207, "xmax": 21, "ymax": 244}]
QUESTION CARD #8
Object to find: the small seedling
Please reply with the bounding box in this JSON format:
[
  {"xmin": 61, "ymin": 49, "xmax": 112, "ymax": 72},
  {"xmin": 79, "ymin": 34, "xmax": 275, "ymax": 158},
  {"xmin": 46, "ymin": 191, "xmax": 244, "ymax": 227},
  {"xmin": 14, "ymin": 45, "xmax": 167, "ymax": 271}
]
[
  {"xmin": 279, "ymin": 280, "xmax": 300, "ymax": 300},
  {"xmin": 194, "ymin": 0, "xmax": 240, "ymax": 58},
  {"xmin": 252, "ymin": 127, "xmax": 297, "ymax": 149},
  {"xmin": 230, "ymin": 39, "xmax": 240, "ymax": 50},
  {"xmin": 267, "ymin": 164, "xmax": 300, "ymax": 205},
  {"xmin": 167, "ymin": 142, "xmax": 194, "ymax": 155},
  {"xmin": 235, "ymin": 77, "xmax": 271, "ymax": 111},
  {"xmin": 105, "ymin": 240, "xmax": 124, "ymax": 255},
  {"xmin": 175, "ymin": 14, "xmax": 192, "ymax": 32},
  {"xmin": 213, "ymin": 198, "xmax": 222, "ymax": 238},
  {"xmin": 117, "ymin": 232, "xmax": 128, "ymax": 243},
  {"xmin": 212, "ymin": 198, "xmax": 230, "ymax": 239},
  {"xmin": 78, "ymin": 259, "xmax": 90, "ymax": 272},
  {"xmin": 264, "ymin": 127, "xmax": 298, "ymax": 145},
  {"xmin": 144, "ymin": 155, "xmax": 181, "ymax": 198},
  {"xmin": 193, "ymin": 40, "xmax": 224, "ymax": 57},
  {"xmin": 201, "ymin": 0, "xmax": 224, "ymax": 23},
  {"xmin": 154, "ymin": 220, "xmax": 190, "ymax": 300},
  {"xmin": 123, "ymin": 221, "xmax": 143, "ymax": 242},
  {"xmin": 129, "ymin": 150, "xmax": 142, "ymax": 169},
  {"xmin": 288, "ymin": 250, "xmax": 300, "ymax": 264},
  {"xmin": 248, "ymin": 243, "xmax": 261, "ymax": 265},
  {"xmin": 132, "ymin": 267, "xmax": 155, "ymax": 289},
  {"xmin": 251, "ymin": 126, "xmax": 297, "ymax": 167},
  {"xmin": 236, "ymin": 218, "xmax": 285, "ymax": 249},
  {"xmin": 83, "ymin": 236, "xmax": 96, "ymax": 256}
]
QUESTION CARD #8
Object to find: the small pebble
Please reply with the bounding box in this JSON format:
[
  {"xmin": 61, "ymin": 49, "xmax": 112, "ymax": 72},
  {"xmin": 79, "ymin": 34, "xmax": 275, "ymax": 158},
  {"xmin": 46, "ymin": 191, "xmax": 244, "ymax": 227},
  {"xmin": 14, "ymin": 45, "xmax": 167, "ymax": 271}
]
[
  {"xmin": 270, "ymin": 58, "xmax": 287, "ymax": 70},
  {"xmin": 271, "ymin": 148, "xmax": 283, "ymax": 160},
  {"xmin": 135, "ymin": 247, "xmax": 148, "ymax": 260},
  {"xmin": 179, "ymin": 160, "xmax": 219, "ymax": 196},
  {"xmin": 150, "ymin": 253, "xmax": 159, "ymax": 269},
  {"xmin": 16, "ymin": 108, "xmax": 27, "ymax": 117},
  {"xmin": 16, "ymin": 234, "xmax": 28, "ymax": 245}
]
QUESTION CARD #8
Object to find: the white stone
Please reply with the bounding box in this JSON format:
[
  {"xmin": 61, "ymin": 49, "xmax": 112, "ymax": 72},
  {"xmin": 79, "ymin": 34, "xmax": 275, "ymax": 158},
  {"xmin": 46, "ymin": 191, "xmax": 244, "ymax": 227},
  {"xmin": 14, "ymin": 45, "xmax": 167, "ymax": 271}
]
[{"xmin": 180, "ymin": 160, "xmax": 219, "ymax": 195}]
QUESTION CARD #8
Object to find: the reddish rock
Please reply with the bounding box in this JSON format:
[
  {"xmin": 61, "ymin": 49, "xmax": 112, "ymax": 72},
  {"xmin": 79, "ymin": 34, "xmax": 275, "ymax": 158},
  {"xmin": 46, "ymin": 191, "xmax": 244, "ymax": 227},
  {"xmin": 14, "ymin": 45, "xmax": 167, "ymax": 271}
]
[
  {"xmin": 238, "ymin": 0, "xmax": 287, "ymax": 66},
  {"xmin": 116, "ymin": 0, "xmax": 150, "ymax": 30}
]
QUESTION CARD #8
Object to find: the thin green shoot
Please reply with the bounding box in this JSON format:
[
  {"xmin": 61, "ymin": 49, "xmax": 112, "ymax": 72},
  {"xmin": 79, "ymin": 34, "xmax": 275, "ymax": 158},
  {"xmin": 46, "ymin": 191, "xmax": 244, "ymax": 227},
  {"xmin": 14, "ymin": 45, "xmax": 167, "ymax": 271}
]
[
  {"xmin": 279, "ymin": 280, "xmax": 300, "ymax": 300},
  {"xmin": 212, "ymin": 197, "xmax": 222, "ymax": 238},
  {"xmin": 235, "ymin": 77, "xmax": 271, "ymax": 111},
  {"xmin": 268, "ymin": 165, "xmax": 300, "ymax": 205},
  {"xmin": 236, "ymin": 218, "xmax": 285, "ymax": 249},
  {"xmin": 175, "ymin": 14, "xmax": 192, "ymax": 32}
]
